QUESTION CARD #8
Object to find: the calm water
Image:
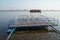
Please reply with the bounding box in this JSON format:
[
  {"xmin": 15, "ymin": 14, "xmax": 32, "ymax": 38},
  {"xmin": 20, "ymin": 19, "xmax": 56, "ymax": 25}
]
[{"xmin": 0, "ymin": 11, "xmax": 60, "ymax": 40}]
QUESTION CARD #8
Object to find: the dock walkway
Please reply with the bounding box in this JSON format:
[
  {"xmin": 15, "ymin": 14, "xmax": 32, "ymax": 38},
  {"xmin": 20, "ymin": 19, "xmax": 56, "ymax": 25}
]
[{"xmin": 8, "ymin": 28, "xmax": 60, "ymax": 40}]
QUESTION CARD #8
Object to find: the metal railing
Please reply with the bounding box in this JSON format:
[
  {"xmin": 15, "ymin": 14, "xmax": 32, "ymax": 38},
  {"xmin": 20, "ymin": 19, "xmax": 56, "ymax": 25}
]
[{"xmin": 14, "ymin": 16, "xmax": 58, "ymax": 26}]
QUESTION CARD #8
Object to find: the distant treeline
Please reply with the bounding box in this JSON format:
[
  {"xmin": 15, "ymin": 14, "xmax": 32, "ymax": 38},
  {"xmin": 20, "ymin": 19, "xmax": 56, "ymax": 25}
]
[
  {"xmin": 0, "ymin": 10, "xmax": 29, "ymax": 12},
  {"xmin": 0, "ymin": 10, "xmax": 60, "ymax": 12}
]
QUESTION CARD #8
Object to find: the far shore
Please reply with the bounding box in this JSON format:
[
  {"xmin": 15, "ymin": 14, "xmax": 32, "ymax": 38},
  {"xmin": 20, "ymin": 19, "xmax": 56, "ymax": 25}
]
[{"xmin": 0, "ymin": 10, "xmax": 60, "ymax": 11}]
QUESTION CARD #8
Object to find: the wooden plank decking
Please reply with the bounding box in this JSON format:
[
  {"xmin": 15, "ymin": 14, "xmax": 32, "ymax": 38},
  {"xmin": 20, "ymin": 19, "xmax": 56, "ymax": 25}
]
[{"xmin": 8, "ymin": 28, "xmax": 60, "ymax": 40}]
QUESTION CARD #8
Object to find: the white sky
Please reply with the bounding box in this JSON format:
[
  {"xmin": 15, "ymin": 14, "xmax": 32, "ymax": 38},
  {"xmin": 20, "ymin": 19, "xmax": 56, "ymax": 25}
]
[{"xmin": 0, "ymin": 0, "xmax": 60, "ymax": 10}]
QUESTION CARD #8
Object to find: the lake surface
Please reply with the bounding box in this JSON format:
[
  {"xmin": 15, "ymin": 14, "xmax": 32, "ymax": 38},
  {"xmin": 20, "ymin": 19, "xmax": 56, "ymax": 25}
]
[{"xmin": 0, "ymin": 10, "xmax": 60, "ymax": 40}]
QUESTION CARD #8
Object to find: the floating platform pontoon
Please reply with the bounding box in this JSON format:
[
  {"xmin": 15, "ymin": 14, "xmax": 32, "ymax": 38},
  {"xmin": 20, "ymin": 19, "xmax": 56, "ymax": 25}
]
[
  {"xmin": 7, "ymin": 15, "xmax": 58, "ymax": 33},
  {"xmin": 9, "ymin": 16, "xmax": 58, "ymax": 27},
  {"xmin": 7, "ymin": 12, "xmax": 58, "ymax": 40}
]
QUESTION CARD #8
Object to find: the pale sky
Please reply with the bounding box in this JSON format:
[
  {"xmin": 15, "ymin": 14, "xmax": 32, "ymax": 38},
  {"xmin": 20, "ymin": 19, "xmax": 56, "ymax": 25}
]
[{"xmin": 0, "ymin": 0, "xmax": 60, "ymax": 10}]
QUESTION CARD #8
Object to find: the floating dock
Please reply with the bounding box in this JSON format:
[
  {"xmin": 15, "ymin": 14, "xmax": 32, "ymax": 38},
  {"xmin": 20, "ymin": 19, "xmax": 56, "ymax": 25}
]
[
  {"xmin": 7, "ymin": 11, "xmax": 58, "ymax": 40},
  {"xmin": 7, "ymin": 15, "xmax": 58, "ymax": 33},
  {"xmin": 7, "ymin": 15, "xmax": 58, "ymax": 40},
  {"xmin": 9, "ymin": 15, "xmax": 58, "ymax": 28}
]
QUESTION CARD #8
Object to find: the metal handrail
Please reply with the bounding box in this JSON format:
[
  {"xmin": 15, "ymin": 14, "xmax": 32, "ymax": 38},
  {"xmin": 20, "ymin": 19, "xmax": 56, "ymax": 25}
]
[{"xmin": 14, "ymin": 17, "xmax": 58, "ymax": 26}]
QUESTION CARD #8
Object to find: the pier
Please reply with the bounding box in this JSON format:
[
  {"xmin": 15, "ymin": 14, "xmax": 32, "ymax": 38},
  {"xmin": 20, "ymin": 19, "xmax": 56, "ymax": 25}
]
[
  {"xmin": 7, "ymin": 15, "xmax": 59, "ymax": 40},
  {"xmin": 7, "ymin": 12, "xmax": 59, "ymax": 40},
  {"xmin": 9, "ymin": 17, "xmax": 58, "ymax": 28}
]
